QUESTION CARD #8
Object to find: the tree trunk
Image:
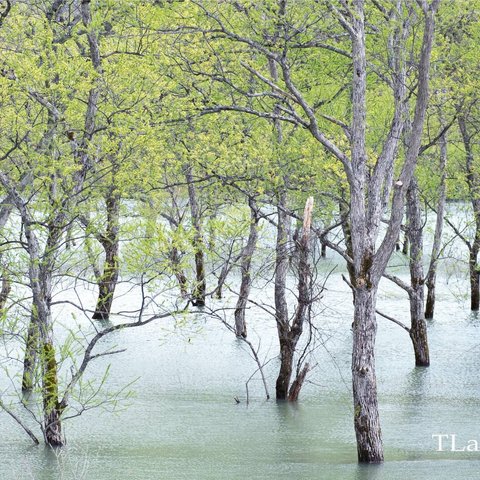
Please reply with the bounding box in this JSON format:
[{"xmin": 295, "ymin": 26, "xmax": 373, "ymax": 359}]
[
  {"xmin": 275, "ymin": 196, "xmax": 314, "ymax": 400},
  {"xmin": 170, "ymin": 246, "xmax": 188, "ymax": 298},
  {"xmin": 22, "ymin": 313, "xmax": 39, "ymax": 392},
  {"xmin": 42, "ymin": 340, "xmax": 63, "ymax": 446},
  {"xmin": 92, "ymin": 189, "xmax": 120, "ymax": 321},
  {"xmin": 276, "ymin": 337, "xmax": 294, "ymax": 400},
  {"xmin": 406, "ymin": 180, "xmax": 429, "ymax": 366},
  {"xmin": 0, "ymin": 271, "xmax": 10, "ymax": 311},
  {"xmin": 234, "ymin": 200, "xmax": 259, "ymax": 338},
  {"xmin": 185, "ymin": 165, "xmax": 206, "ymax": 307},
  {"xmin": 286, "ymin": 198, "xmax": 314, "ymax": 401},
  {"xmin": 274, "ymin": 191, "xmax": 291, "ymax": 400},
  {"xmin": 425, "ymin": 130, "xmax": 447, "ymax": 319},
  {"xmin": 288, "ymin": 362, "xmax": 310, "ymax": 401},
  {"xmin": 470, "ymin": 248, "xmax": 480, "ymax": 311},
  {"xmin": 352, "ymin": 285, "xmax": 383, "ymax": 463},
  {"xmin": 402, "ymin": 234, "xmax": 409, "ymax": 256}
]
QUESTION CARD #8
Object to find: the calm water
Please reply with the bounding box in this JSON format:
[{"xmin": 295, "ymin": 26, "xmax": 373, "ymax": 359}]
[{"xmin": 2, "ymin": 213, "xmax": 480, "ymax": 479}]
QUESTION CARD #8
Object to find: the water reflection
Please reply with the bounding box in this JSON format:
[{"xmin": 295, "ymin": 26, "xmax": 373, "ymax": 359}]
[
  {"xmin": 354, "ymin": 463, "xmax": 385, "ymax": 480},
  {"xmin": 404, "ymin": 366, "xmax": 430, "ymax": 402}
]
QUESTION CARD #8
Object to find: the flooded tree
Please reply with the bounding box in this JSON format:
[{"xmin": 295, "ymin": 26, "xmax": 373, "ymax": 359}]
[{"xmin": 184, "ymin": 0, "xmax": 440, "ymax": 462}]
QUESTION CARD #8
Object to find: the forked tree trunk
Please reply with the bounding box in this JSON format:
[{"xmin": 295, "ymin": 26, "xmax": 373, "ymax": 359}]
[
  {"xmin": 276, "ymin": 197, "xmax": 313, "ymax": 400},
  {"xmin": 234, "ymin": 200, "xmax": 259, "ymax": 338},
  {"xmin": 288, "ymin": 362, "xmax": 310, "ymax": 401},
  {"xmin": 287, "ymin": 198, "xmax": 314, "ymax": 401},
  {"xmin": 406, "ymin": 180, "xmax": 429, "ymax": 366},
  {"xmin": 92, "ymin": 189, "xmax": 120, "ymax": 320}
]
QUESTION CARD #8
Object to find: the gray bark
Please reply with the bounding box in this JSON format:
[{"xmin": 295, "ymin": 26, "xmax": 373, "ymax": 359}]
[
  {"xmin": 191, "ymin": 0, "xmax": 439, "ymax": 462},
  {"xmin": 425, "ymin": 130, "xmax": 447, "ymax": 318},
  {"xmin": 348, "ymin": 0, "xmax": 438, "ymax": 463},
  {"xmin": 276, "ymin": 196, "xmax": 314, "ymax": 401},
  {"xmin": 1, "ymin": 0, "xmax": 100, "ymax": 445},
  {"xmin": 406, "ymin": 179, "xmax": 429, "ymax": 366}
]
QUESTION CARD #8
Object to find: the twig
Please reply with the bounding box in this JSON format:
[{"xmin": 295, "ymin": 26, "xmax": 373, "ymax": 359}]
[{"xmin": 0, "ymin": 398, "xmax": 40, "ymax": 445}]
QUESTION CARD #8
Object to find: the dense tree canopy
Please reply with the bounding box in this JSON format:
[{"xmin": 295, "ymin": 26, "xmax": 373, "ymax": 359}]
[{"xmin": 0, "ymin": 0, "xmax": 479, "ymax": 468}]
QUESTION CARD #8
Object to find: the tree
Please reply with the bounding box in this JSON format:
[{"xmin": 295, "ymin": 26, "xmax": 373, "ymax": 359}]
[{"xmin": 173, "ymin": 0, "xmax": 440, "ymax": 462}]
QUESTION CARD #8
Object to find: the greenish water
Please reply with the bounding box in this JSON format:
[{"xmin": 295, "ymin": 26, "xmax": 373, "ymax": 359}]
[{"xmin": 2, "ymin": 243, "xmax": 480, "ymax": 479}]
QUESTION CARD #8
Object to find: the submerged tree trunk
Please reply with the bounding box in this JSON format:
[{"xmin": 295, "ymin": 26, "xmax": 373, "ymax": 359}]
[
  {"xmin": 352, "ymin": 285, "xmax": 383, "ymax": 463},
  {"xmin": 458, "ymin": 116, "xmax": 480, "ymax": 311},
  {"xmin": 234, "ymin": 200, "xmax": 259, "ymax": 338},
  {"xmin": 406, "ymin": 179, "xmax": 429, "ymax": 366},
  {"xmin": 185, "ymin": 165, "xmax": 206, "ymax": 307},
  {"xmin": 470, "ymin": 248, "xmax": 480, "ymax": 311},
  {"xmin": 274, "ymin": 190, "xmax": 291, "ymax": 400},
  {"xmin": 92, "ymin": 188, "xmax": 120, "ymax": 320},
  {"xmin": 276, "ymin": 196, "xmax": 314, "ymax": 401},
  {"xmin": 425, "ymin": 130, "xmax": 447, "ymax": 319},
  {"xmin": 288, "ymin": 362, "xmax": 310, "ymax": 401},
  {"xmin": 287, "ymin": 198, "xmax": 314, "ymax": 401},
  {"xmin": 41, "ymin": 336, "xmax": 63, "ymax": 446}
]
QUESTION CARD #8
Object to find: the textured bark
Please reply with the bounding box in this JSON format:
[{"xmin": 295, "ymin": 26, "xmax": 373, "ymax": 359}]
[
  {"xmin": 274, "ymin": 191, "xmax": 291, "ymax": 400},
  {"xmin": 348, "ymin": 0, "xmax": 438, "ymax": 463},
  {"xmin": 185, "ymin": 165, "xmax": 206, "ymax": 307},
  {"xmin": 352, "ymin": 287, "xmax": 382, "ymax": 463},
  {"xmin": 288, "ymin": 362, "xmax": 310, "ymax": 401},
  {"xmin": 276, "ymin": 197, "xmax": 313, "ymax": 400},
  {"xmin": 191, "ymin": 0, "xmax": 438, "ymax": 463},
  {"xmin": 92, "ymin": 188, "xmax": 120, "ymax": 320},
  {"xmin": 406, "ymin": 180, "xmax": 429, "ymax": 366},
  {"xmin": 234, "ymin": 200, "xmax": 259, "ymax": 338},
  {"xmin": 425, "ymin": 130, "xmax": 447, "ymax": 318}
]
